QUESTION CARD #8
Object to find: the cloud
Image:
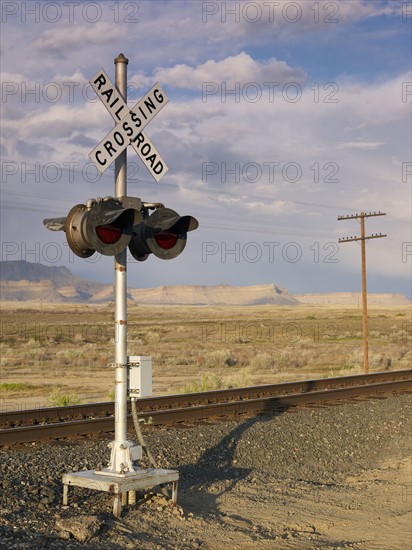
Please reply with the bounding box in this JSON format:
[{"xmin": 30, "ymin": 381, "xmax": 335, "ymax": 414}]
[
  {"xmin": 51, "ymin": 71, "xmax": 87, "ymax": 83},
  {"xmin": 5, "ymin": 105, "xmax": 89, "ymax": 140},
  {"xmin": 145, "ymin": 52, "xmax": 306, "ymax": 89},
  {"xmin": 33, "ymin": 22, "xmax": 124, "ymax": 58},
  {"xmin": 15, "ymin": 140, "xmax": 54, "ymax": 158},
  {"xmin": 336, "ymin": 141, "xmax": 386, "ymax": 150},
  {"xmin": 68, "ymin": 134, "xmax": 96, "ymax": 148},
  {"xmin": 1, "ymin": 69, "xmax": 91, "ymax": 123},
  {"xmin": 335, "ymin": 0, "xmax": 401, "ymax": 21},
  {"xmin": 212, "ymin": 0, "xmax": 403, "ymax": 45}
]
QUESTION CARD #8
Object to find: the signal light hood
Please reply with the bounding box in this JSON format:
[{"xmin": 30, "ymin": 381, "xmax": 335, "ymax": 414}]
[{"xmin": 145, "ymin": 208, "xmax": 198, "ymax": 234}]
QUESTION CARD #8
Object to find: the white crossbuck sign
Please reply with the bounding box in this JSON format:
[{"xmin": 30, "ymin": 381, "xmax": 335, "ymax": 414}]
[{"xmin": 89, "ymin": 69, "xmax": 169, "ymax": 182}]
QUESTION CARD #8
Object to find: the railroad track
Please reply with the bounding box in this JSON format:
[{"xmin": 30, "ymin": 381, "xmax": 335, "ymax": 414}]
[{"xmin": 1, "ymin": 370, "xmax": 411, "ymax": 445}]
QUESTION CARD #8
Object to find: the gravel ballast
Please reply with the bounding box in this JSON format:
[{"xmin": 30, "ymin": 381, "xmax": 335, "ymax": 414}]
[{"xmin": 0, "ymin": 394, "xmax": 411, "ymax": 549}]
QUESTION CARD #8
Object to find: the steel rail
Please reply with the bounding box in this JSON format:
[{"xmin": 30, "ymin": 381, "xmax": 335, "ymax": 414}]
[
  {"xmin": 1, "ymin": 369, "xmax": 410, "ymax": 428},
  {"xmin": 1, "ymin": 378, "xmax": 410, "ymax": 445}
]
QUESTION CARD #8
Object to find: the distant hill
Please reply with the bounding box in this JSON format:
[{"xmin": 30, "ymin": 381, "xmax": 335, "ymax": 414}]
[
  {"xmin": 1, "ymin": 261, "xmax": 74, "ymax": 284},
  {"xmin": 0, "ymin": 261, "xmax": 410, "ymax": 306},
  {"xmin": 0, "ymin": 261, "xmax": 297, "ymax": 305},
  {"xmin": 129, "ymin": 284, "xmax": 299, "ymax": 306},
  {"xmin": 295, "ymin": 292, "xmax": 411, "ymax": 306},
  {"xmin": 0, "ymin": 261, "xmax": 109, "ymax": 303}
]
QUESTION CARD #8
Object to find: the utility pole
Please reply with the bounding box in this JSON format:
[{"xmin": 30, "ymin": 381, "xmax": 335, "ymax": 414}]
[{"xmin": 337, "ymin": 211, "xmax": 387, "ymax": 373}]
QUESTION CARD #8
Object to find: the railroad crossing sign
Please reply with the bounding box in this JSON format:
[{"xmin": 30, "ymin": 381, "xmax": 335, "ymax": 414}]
[{"xmin": 89, "ymin": 68, "xmax": 169, "ymax": 181}]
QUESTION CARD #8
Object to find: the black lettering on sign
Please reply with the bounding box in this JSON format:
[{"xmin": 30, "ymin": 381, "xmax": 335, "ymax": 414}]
[
  {"xmin": 110, "ymin": 97, "xmax": 120, "ymax": 109},
  {"xmin": 138, "ymin": 106, "xmax": 148, "ymax": 121},
  {"xmin": 133, "ymin": 133, "xmax": 144, "ymax": 146},
  {"xmin": 94, "ymin": 73, "xmax": 106, "ymax": 90},
  {"xmin": 141, "ymin": 143, "xmax": 151, "ymax": 156},
  {"xmin": 101, "ymin": 87, "xmax": 113, "ymax": 103},
  {"xmin": 146, "ymin": 154, "xmax": 156, "ymax": 167},
  {"xmin": 153, "ymin": 161, "xmax": 163, "ymax": 174},
  {"xmin": 122, "ymin": 121, "xmax": 133, "ymax": 137},
  {"xmin": 131, "ymin": 112, "xmax": 142, "ymax": 127},
  {"xmin": 154, "ymin": 89, "xmax": 164, "ymax": 103},
  {"xmin": 93, "ymin": 73, "xmax": 126, "ymax": 121},
  {"xmin": 113, "ymin": 132, "xmax": 124, "ymax": 147},
  {"xmin": 104, "ymin": 141, "xmax": 116, "ymax": 157},
  {"xmin": 132, "ymin": 132, "xmax": 164, "ymax": 174},
  {"xmin": 95, "ymin": 150, "xmax": 107, "ymax": 166},
  {"xmin": 144, "ymin": 97, "xmax": 156, "ymax": 114},
  {"xmin": 114, "ymin": 105, "xmax": 125, "ymax": 120}
]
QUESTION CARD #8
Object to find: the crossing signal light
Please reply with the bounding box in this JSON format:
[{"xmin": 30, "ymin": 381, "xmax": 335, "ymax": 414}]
[
  {"xmin": 129, "ymin": 207, "xmax": 198, "ymax": 261},
  {"xmin": 44, "ymin": 198, "xmax": 198, "ymax": 261},
  {"xmin": 44, "ymin": 196, "xmax": 143, "ymax": 258}
]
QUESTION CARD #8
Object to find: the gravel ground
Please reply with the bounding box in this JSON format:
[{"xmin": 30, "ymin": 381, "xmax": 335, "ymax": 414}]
[{"xmin": 0, "ymin": 394, "xmax": 411, "ymax": 549}]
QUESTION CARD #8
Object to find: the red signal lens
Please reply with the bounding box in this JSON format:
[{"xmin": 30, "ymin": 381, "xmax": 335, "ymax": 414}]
[
  {"xmin": 96, "ymin": 224, "xmax": 122, "ymax": 244},
  {"xmin": 154, "ymin": 231, "xmax": 178, "ymax": 250}
]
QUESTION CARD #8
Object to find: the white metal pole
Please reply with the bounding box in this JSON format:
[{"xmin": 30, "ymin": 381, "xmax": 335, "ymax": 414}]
[{"xmin": 114, "ymin": 53, "xmax": 129, "ymax": 447}]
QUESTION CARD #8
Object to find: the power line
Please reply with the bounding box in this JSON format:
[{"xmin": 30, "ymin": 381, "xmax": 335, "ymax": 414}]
[{"xmin": 1, "ymin": 169, "xmax": 362, "ymax": 213}]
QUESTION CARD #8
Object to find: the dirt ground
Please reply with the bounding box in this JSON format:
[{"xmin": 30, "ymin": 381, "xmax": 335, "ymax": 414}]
[
  {"xmin": 172, "ymin": 456, "xmax": 411, "ymax": 549},
  {"xmin": 81, "ymin": 449, "xmax": 411, "ymax": 549}
]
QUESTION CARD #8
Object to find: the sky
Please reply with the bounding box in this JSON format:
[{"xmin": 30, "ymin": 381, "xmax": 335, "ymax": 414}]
[{"xmin": 1, "ymin": 0, "xmax": 411, "ymax": 296}]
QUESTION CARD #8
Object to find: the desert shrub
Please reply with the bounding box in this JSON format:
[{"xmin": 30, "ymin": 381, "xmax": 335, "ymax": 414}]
[
  {"xmin": 228, "ymin": 367, "xmax": 254, "ymax": 388},
  {"xmin": 389, "ymin": 329, "xmax": 410, "ymax": 342},
  {"xmin": 179, "ymin": 368, "xmax": 253, "ymax": 394},
  {"xmin": 48, "ymin": 387, "xmax": 81, "ymax": 407},
  {"xmin": 249, "ymin": 352, "xmax": 275, "ymax": 370},
  {"xmin": 145, "ymin": 331, "xmax": 160, "ymax": 344},
  {"xmin": 73, "ymin": 333, "xmax": 85, "ymax": 344},
  {"xmin": 267, "ymin": 349, "xmax": 311, "ymax": 371},
  {"xmin": 0, "ymin": 383, "xmax": 33, "ymax": 392},
  {"xmin": 181, "ymin": 374, "xmax": 225, "ymax": 393},
  {"xmin": 203, "ymin": 349, "xmax": 235, "ymax": 368},
  {"xmin": 27, "ymin": 337, "xmax": 41, "ymax": 348},
  {"xmin": 346, "ymin": 348, "xmax": 363, "ymax": 368}
]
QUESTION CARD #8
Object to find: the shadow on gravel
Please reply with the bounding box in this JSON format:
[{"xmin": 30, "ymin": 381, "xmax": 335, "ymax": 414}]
[{"xmin": 178, "ymin": 406, "xmax": 288, "ymax": 525}]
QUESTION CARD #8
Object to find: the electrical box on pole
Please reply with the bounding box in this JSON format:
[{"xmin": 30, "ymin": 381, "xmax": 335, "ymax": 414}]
[{"xmin": 128, "ymin": 356, "xmax": 152, "ymax": 398}]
